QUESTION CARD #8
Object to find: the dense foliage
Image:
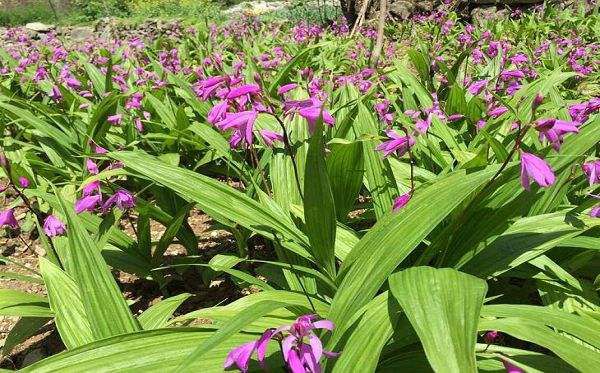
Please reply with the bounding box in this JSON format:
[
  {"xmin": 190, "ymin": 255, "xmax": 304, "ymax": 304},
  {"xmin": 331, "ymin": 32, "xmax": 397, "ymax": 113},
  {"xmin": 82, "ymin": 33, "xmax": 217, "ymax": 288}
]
[{"xmin": 0, "ymin": 3, "xmax": 599, "ymax": 372}]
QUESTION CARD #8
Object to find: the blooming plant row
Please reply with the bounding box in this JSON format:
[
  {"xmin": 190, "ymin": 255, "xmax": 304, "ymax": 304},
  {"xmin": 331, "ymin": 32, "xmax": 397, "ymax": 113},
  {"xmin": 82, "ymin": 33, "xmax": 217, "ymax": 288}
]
[{"xmin": 0, "ymin": 3, "xmax": 599, "ymax": 372}]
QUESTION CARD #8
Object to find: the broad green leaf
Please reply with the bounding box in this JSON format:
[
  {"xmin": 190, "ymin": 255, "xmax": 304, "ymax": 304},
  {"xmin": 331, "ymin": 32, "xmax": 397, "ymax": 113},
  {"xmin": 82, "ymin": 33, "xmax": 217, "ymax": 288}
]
[
  {"xmin": 1, "ymin": 316, "xmax": 50, "ymax": 355},
  {"xmin": 175, "ymin": 301, "xmax": 287, "ymax": 371},
  {"xmin": 111, "ymin": 151, "xmax": 312, "ymax": 259},
  {"xmin": 326, "ymin": 141, "xmax": 364, "ymax": 220},
  {"xmin": 138, "ymin": 293, "xmax": 192, "ymax": 330},
  {"xmin": 0, "ymin": 289, "xmax": 52, "ymax": 317},
  {"xmin": 330, "ymin": 165, "xmax": 498, "ymax": 334},
  {"xmin": 389, "ymin": 267, "xmax": 487, "ymax": 373},
  {"xmin": 479, "ymin": 317, "xmax": 600, "ymax": 372},
  {"xmin": 304, "ymin": 120, "xmax": 337, "ymax": 276},
  {"xmin": 21, "ymin": 328, "xmax": 278, "ymax": 372},
  {"xmin": 39, "ymin": 258, "xmax": 94, "ymax": 349},
  {"xmin": 332, "ymin": 293, "xmax": 399, "ymax": 373},
  {"xmin": 55, "ymin": 188, "xmax": 140, "ymax": 338}
]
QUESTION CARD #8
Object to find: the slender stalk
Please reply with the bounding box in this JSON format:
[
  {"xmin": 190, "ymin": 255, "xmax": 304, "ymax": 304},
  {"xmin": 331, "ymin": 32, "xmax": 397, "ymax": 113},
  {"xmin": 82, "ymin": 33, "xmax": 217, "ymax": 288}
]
[{"xmin": 370, "ymin": 0, "xmax": 387, "ymax": 67}]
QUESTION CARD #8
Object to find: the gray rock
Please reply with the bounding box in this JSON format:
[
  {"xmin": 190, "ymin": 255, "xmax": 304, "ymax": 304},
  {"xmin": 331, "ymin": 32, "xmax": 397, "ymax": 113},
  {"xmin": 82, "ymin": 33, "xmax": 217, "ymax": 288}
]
[
  {"xmin": 69, "ymin": 26, "xmax": 95, "ymax": 41},
  {"xmin": 25, "ymin": 22, "xmax": 55, "ymax": 33}
]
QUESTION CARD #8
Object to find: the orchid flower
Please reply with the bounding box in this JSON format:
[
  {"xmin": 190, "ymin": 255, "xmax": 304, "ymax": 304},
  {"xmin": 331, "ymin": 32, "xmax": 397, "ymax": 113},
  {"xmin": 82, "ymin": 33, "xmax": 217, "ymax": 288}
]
[
  {"xmin": 377, "ymin": 130, "xmax": 415, "ymax": 157},
  {"xmin": 0, "ymin": 209, "xmax": 19, "ymax": 229},
  {"xmin": 520, "ymin": 152, "xmax": 556, "ymax": 191},
  {"xmin": 43, "ymin": 215, "xmax": 66, "ymax": 237},
  {"xmin": 582, "ymin": 160, "xmax": 600, "ymax": 186}
]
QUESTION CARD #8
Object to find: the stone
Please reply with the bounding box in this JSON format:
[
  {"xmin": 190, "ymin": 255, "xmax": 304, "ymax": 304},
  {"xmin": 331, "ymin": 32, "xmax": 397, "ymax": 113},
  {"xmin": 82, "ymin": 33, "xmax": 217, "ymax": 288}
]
[
  {"xmin": 25, "ymin": 22, "xmax": 55, "ymax": 33},
  {"xmin": 69, "ymin": 26, "xmax": 95, "ymax": 41}
]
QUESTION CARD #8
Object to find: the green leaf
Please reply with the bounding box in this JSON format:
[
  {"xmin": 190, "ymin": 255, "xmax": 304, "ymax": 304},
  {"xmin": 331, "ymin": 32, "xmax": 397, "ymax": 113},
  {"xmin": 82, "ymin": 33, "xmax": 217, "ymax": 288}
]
[
  {"xmin": 21, "ymin": 328, "xmax": 278, "ymax": 372},
  {"xmin": 152, "ymin": 203, "xmax": 194, "ymax": 264},
  {"xmin": 0, "ymin": 289, "xmax": 52, "ymax": 317},
  {"xmin": 332, "ymin": 293, "xmax": 399, "ymax": 373},
  {"xmin": 326, "ymin": 141, "xmax": 364, "ymax": 220},
  {"xmin": 479, "ymin": 317, "xmax": 600, "ymax": 372},
  {"xmin": 55, "ymin": 188, "xmax": 140, "ymax": 338},
  {"xmin": 389, "ymin": 267, "xmax": 487, "ymax": 373},
  {"xmin": 175, "ymin": 301, "xmax": 287, "ymax": 371},
  {"xmin": 138, "ymin": 293, "xmax": 192, "ymax": 330},
  {"xmin": 354, "ymin": 103, "xmax": 397, "ymax": 219},
  {"xmin": 304, "ymin": 119, "xmax": 337, "ymax": 276},
  {"xmin": 39, "ymin": 258, "xmax": 94, "ymax": 349},
  {"xmin": 111, "ymin": 151, "xmax": 312, "ymax": 259},
  {"xmin": 329, "ymin": 166, "xmax": 498, "ymax": 334}
]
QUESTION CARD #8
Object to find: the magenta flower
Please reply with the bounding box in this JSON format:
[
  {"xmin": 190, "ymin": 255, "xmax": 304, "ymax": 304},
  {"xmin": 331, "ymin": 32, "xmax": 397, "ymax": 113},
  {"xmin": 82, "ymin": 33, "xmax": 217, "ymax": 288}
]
[
  {"xmin": 224, "ymin": 330, "xmax": 275, "ymax": 372},
  {"xmin": 488, "ymin": 106, "xmax": 508, "ymax": 118},
  {"xmin": 467, "ymin": 79, "xmax": 488, "ymax": 95},
  {"xmin": 0, "ymin": 208, "xmax": 19, "ymax": 229},
  {"xmin": 520, "ymin": 152, "xmax": 556, "ymax": 191},
  {"xmin": 207, "ymin": 100, "xmax": 229, "ymax": 124},
  {"xmin": 107, "ymin": 114, "xmax": 123, "ymax": 126},
  {"xmin": 49, "ymin": 85, "xmax": 62, "ymax": 102},
  {"xmin": 279, "ymin": 315, "xmax": 338, "ymax": 373},
  {"xmin": 224, "ymin": 315, "xmax": 337, "ymax": 373},
  {"xmin": 226, "ymin": 84, "xmax": 261, "ymax": 99},
  {"xmin": 277, "ymin": 83, "xmax": 298, "ymax": 96},
  {"xmin": 392, "ymin": 192, "xmax": 411, "ymax": 212},
  {"xmin": 285, "ymin": 98, "xmax": 335, "ymax": 133},
  {"xmin": 535, "ymin": 118, "xmax": 579, "ymax": 150},
  {"xmin": 582, "ymin": 160, "xmax": 600, "ymax": 186},
  {"xmin": 86, "ymin": 159, "xmax": 99, "ymax": 175},
  {"xmin": 500, "ymin": 69, "xmax": 525, "ymax": 81},
  {"xmin": 502, "ymin": 360, "xmax": 524, "ymax": 373},
  {"xmin": 102, "ymin": 189, "xmax": 135, "ymax": 212},
  {"xmin": 484, "ymin": 330, "xmax": 500, "ymax": 344},
  {"xmin": 75, "ymin": 195, "xmax": 102, "ymax": 214},
  {"xmin": 532, "ymin": 93, "xmax": 544, "ymax": 110},
  {"xmin": 215, "ymin": 110, "xmax": 259, "ymax": 148},
  {"xmin": 297, "ymin": 101, "xmax": 335, "ymax": 133},
  {"xmin": 377, "ymin": 130, "xmax": 415, "ymax": 157},
  {"xmin": 590, "ymin": 205, "xmax": 600, "ymax": 218},
  {"xmin": 196, "ymin": 76, "xmax": 228, "ymax": 100},
  {"xmin": 259, "ymin": 130, "xmax": 283, "ymax": 147},
  {"xmin": 510, "ymin": 53, "xmax": 528, "ymax": 65},
  {"xmin": 125, "ymin": 92, "xmax": 143, "ymax": 111},
  {"xmin": 43, "ymin": 215, "xmax": 66, "ymax": 237},
  {"xmin": 18, "ymin": 176, "xmax": 30, "ymax": 188},
  {"xmin": 82, "ymin": 180, "xmax": 101, "ymax": 197}
]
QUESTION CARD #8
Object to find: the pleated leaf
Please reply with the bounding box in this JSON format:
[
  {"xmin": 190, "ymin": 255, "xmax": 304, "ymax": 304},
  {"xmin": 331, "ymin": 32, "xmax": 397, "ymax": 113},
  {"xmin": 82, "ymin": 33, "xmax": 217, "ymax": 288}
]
[{"xmin": 389, "ymin": 267, "xmax": 487, "ymax": 373}]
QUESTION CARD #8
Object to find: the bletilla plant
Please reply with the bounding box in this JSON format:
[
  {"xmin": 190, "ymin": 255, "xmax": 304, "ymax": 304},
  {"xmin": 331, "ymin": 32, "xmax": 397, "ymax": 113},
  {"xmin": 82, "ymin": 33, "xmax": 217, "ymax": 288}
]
[{"xmin": 0, "ymin": 4, "xmax": 599, "ymax": 373}]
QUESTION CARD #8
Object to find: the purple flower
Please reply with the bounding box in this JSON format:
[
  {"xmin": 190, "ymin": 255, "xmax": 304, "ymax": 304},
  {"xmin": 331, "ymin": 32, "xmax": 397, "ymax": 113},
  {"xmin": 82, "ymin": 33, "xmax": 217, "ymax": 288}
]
[
  {"xmin": 510, "ymin": 53, "xmax": 528, "ymax": 65},
  {"xmin": 484, "ymin": 330, "xmax": 500, "ymax": 344},
  {"xmin": 75, "ymin": 195, "xmax": 102, "ymax": 214},
  {"xmin": 207, "ymin": 101, "xmax": 229, "ymax": 124},
  {"xmin": 467, "ymin": 79, "xmax": 488, "ymax": 95},
  {"xmin": 196, "ymin": 76, "xmax": 228, "ymax": 100},
  {"xmin": 82, "ymin": 180, "xmax": 101, "ymax": 197},
  {"xmin": 43, "ymin": 215, "xmax": 66, "ymax": 237},
  {"xmin": 279, "ymin": 315, "xmax": 338, "ymax": 373},
  {"xmin": 259, "ymin": 130, "xmax": 283, "ymax": 147},
  {"xmin": 0, "ymin": 209, "xmax": 19, "ymax": 229},
  {"xmin": 295, "ymin": 100, "xmax": 335, "ymax": 134},
  {"xmin": 535, "ymin": 119, "xmax": 579, "ymax": 150},
  {"xmin": 49, "ymin": 86, "xmax": 62, "ymax": 102},
  {"xmin": 502, "ymin": 360, "xmax": 524, "ymax": 373},
  {"xmin": 590, "ymin": 205, "xmax": 600, "ymax": 218},
  {"xmin": 377, "ymin": 130, "xmax": 415, "ymax": 157},
  {"xmin": 488, "ymin": 106, "xmax": 508, "ymax": 118},
  {"xmin": 107, "ymin": 114, "xmax": 123, "ymax": 126},
  {"xmin": 224, "ymin": 330, "xmax": 275, "ymax": 372},
  {"xmin": 86, "ymin": 159, "xmax": 99, "ymax": 175},
  {"xmin": 102, "ymin": 189, "xmax": 135, "ymax": 212},
  {"xmin": 532, "ymin": 93, "xmax": 544, "ymax": 110},
  {"xmin": 393, "ymin": 192, "xmax": 411, "ymax": 212},
  {"xmin": 520, "ymin": 152, "xmax": 556, "ymax": 191},
  {"xmin": 215, "ymin": 110, "xmax": 259, "ymax": 148},
  {"xmin": 226, "ymin": 84, "xmax": 261, "ymax": 99},
  {"xmin": 125, "ymin": 92, "xmax": 143, "ymax": 111},
  {"xmin": 18, "ymin": 176, "xmax": 30, "ymax": 188},
  {"xmin": 500, "ymin": 69, "xmax": 525, "ymax": 81},
  {"xmin": 277, "ymin": 83, "xmax": 298, "ymax": 96},
  {"xmin": 582, "ymin": 160, "xmax": 600, "ymax": 186}
]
